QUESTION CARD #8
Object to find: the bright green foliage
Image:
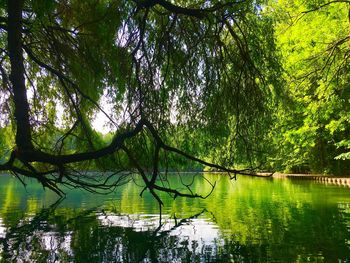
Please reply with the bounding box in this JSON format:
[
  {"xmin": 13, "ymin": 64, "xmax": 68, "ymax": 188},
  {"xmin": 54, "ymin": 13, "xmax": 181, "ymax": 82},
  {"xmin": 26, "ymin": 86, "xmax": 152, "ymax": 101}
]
[
  {"xmin": 266, "ymin": 0, "xmax": 350, "ymax": 174},
  {"xmin": 0, "ymin": 126, "xmax": 14, "ymax": 163}
]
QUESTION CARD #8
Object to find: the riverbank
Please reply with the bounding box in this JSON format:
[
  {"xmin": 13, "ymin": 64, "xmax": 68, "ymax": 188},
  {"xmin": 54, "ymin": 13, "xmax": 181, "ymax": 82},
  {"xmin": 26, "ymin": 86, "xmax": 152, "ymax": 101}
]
[{"xmin": 268, "ymin": 173, "xmax": 350, "ymax": 187}]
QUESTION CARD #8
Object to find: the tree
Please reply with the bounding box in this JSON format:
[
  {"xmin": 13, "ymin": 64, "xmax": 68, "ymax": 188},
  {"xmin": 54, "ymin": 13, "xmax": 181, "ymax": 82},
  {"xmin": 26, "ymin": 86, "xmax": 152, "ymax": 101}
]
[
  {"xmin": 267, "ymin": 0, "xmax": 350, "ymax": 174},
  {"xmin": 0, "ymin": 0, "xmax": 279, "ymax": 204}
]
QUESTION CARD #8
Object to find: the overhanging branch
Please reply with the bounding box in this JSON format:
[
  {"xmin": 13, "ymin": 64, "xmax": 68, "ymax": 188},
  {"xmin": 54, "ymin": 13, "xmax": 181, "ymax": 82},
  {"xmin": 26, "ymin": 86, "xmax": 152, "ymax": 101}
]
[{"xmin": 134, "ymin": 0, "xmax": 245, "ymax": 18}]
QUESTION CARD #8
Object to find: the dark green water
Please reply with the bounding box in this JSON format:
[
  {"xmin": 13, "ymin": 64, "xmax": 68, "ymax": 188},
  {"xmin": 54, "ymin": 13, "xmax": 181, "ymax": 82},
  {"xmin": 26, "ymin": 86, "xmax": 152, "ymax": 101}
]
[{"xmin": 0, "ymin": 173, "xmax": 349, "ymax": 262}]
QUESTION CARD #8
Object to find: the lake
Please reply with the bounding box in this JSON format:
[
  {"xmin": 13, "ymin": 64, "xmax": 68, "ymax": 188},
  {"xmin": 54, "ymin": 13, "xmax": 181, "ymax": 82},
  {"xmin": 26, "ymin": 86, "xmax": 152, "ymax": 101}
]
[{"xmin": 0, "ymin": 173, "xmax": 349, "ymax": 262}]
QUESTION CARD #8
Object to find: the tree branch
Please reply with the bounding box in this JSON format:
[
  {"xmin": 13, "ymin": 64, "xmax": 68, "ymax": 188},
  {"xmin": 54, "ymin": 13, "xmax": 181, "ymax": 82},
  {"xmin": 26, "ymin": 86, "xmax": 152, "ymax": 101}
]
[
  {"xmin": 301, "ymin": 0, "xmax": 350, "ymax": 14},
  {"xmin": 23, "ymin": 119, "xmax": 145, "ymax": 165},
  {"xmin": 134, "ymin": 0, "xmax": 244, "ymax": 18}
]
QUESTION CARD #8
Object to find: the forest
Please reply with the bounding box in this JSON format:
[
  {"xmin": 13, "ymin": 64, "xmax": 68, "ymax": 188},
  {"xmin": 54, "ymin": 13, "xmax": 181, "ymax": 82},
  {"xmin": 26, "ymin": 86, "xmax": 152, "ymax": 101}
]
[{"xmin": 0, "ymin": 0, "xmax": 350, "ymax": 199}]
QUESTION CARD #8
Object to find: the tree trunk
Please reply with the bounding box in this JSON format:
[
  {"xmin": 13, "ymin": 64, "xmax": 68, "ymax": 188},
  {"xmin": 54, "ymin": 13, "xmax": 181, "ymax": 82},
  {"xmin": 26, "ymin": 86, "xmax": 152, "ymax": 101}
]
[{"xmin": 8, "ymin": 0, "xmax": 33, "ymax": 150}]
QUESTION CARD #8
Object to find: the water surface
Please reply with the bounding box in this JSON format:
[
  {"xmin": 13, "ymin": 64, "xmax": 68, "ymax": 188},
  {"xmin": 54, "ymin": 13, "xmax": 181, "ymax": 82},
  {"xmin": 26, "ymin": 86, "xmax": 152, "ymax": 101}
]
[{"xmin": 0, "ymin": 173, "xmax": 349, "ymax": 262}]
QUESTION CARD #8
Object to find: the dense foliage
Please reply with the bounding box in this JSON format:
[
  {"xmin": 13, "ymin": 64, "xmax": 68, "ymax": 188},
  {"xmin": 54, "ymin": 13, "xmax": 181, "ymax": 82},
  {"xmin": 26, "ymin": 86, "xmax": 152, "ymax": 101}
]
[
  {"xmin": 265, "ymin": 0, "xmax": 350, "ymax": 174},
  {"xmin": 205, "ymin": 0, "xmax": 350, "ymax": 175},
  {"xmin": 0, "ymin": 0, "xmax": 280, "ymax": 201}
]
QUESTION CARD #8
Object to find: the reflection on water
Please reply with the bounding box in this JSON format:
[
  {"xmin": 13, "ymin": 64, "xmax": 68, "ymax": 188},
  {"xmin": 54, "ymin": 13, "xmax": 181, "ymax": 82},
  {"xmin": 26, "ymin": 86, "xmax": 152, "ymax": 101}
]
[{"xmin": 0, "ymin": 174, "xmax": 349, "ymax": 262}]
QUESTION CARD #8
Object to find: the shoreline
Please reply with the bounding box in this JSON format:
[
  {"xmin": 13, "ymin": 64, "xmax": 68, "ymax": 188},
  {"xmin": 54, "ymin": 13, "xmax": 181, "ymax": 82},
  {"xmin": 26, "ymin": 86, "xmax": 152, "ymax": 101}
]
[
  {"xmin": 258, "ymin": 172, "xmax": 350, "ymax": 187},
  {"xmin": 1, "ymin": 170, "xmax": 350, "ymax": 187}
]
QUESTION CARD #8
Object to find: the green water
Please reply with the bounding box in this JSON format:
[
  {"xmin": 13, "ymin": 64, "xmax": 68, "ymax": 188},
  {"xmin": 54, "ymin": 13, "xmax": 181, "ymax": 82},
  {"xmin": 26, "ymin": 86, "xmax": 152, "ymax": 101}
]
[{"xmin": 0, "ymin": 173, "xmax": 349, "ymax": 262}]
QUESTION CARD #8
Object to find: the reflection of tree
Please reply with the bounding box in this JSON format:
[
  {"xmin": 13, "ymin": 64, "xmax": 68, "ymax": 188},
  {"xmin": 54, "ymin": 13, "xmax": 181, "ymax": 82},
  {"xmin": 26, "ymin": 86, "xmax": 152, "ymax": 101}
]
[
  {"xmin": 0, "ymin": 175, "xmax": 349, "ymax": 262},
  {"xmin": 0, "ymin": 197, "xmax": 64, "ymax": 261},
  {"xmin": 201, "ymin": 175, "xmax": 350, "ymax": 262},
  {"xmin": 0, "ymin": 201, "xmax": 255, "ymax": 262}
]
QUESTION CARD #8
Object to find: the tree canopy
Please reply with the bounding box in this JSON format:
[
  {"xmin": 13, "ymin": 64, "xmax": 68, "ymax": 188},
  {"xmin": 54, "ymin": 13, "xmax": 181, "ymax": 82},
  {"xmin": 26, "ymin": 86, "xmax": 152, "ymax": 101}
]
[
  {"xmin": 0, "ymin": 0, "xmax": 279, "ymax": 203},
  {"xmin": 266, "ymin": 0, "xmax": 350, "ymax": 174}
]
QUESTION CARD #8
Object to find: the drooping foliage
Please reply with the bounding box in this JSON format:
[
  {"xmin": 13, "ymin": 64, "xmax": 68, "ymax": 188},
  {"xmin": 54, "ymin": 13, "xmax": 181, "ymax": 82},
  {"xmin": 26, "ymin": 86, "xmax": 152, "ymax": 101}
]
[{"xmin": 0, "ymin": 0, "xmax": 280, "ymax": 202}]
